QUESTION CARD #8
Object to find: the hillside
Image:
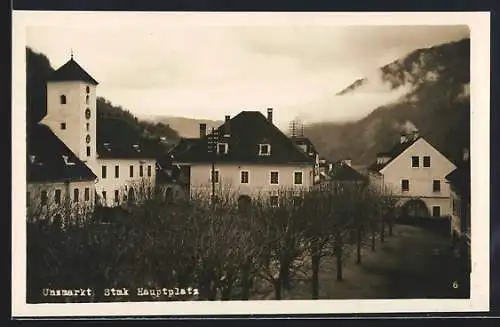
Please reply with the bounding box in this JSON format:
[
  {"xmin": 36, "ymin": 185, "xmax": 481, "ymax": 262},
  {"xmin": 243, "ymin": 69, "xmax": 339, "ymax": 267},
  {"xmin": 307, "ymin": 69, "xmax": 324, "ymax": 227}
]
[
  {"xmin": 303, "ymin": 38, "xmax": 470, "ymax": 166},
  {"xmin": 26, "ymin": 47, "xmax": 180, "ymax": 153},
  {"xmin": 142, "ymin": 115, "xmax": 223, "ymax": 139}
]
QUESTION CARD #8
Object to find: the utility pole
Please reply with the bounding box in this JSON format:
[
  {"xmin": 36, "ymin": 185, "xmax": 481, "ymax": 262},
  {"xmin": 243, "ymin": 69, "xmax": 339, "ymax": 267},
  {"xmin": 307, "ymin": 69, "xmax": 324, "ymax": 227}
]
[{"xmin": 208, "ymin": 127, "xmax": 218, "ymax": 207}]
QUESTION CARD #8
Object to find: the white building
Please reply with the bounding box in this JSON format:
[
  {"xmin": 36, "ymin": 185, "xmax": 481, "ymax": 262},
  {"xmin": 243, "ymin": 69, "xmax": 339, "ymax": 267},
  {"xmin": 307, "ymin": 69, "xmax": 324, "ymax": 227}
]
[
  {"xmin": 30, "ymin": 55, "xmax": 157, "ymax": 211},
  {"xmin": 368, "ymin": 125, "xmax": 457, "ymax": 218},
  {"xmin": 27, "ymin": 123, "xmax": 97, "ymax": 225},
  {"xmin": 170, "ymin": 109, "xmax": 319, "ymax": 205}
]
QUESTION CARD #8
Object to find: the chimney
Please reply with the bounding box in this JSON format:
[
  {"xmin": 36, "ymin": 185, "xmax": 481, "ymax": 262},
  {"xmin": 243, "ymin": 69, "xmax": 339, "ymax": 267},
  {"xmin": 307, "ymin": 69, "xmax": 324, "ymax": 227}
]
[
  {"xmin": 224, "ymin": 115, "xmax": 230, "ymax": 137},
  {"xmin": 199, "ymin": 123, "xmax": 207, "ymax": 138},
  {"xmin": 267, "ymin": 108, "xmax": 273, "ymax": 124}
]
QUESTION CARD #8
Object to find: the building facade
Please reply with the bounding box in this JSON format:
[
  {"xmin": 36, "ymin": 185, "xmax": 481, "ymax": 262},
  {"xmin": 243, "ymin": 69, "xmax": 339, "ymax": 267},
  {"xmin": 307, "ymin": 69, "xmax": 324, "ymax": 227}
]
[
  {"xmin": 170, "ymin": 109, "xmax": 318, "ymax": 204},
  {"xmin": 27, "ymin": 123, "xmax": 97, "ymax": 225},
  {"xmin": 368, "ymin": 126, "xmax": 456, "ymax": 218},
  {"xmin": 28, "ymin": 56, "xmax": 157, "ymax": 214}
]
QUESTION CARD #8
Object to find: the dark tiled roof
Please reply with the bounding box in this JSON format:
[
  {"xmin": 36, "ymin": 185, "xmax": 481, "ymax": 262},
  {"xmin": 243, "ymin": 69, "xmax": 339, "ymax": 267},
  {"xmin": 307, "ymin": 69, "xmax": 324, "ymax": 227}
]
[
  {"xmin": 96, "ymin": 141, "xmax": 159, "ymax": 159},
  {"xmin": 47, "ymin": 58, "xmax": 99, "ymax": 85},
  {"xmin": 330, "ymin": 162, "xmax": 368, "ymax": 182},
  {"xmin": 290, "ymin": 136, "xmax": 319, "ymax": 159},
  {"xmin": 446, "ymin": 161, "xmax": 470, "ymax": 201},
  {"xmin": 367, "ymin": 136, "xmax": 421, "ymax": 172},
  {"xmin": 172, "ymin": 111, "xmax": 314, "ymax": 164},
  {"xmin": 27, "ymin": 123, "xmax": 97, "ymax": 183}
]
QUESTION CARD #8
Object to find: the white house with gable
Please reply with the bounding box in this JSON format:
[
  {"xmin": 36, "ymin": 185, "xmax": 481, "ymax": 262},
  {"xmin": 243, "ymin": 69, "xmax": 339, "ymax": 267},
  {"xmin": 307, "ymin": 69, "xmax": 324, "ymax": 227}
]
[
  {"xmin": 368, "ymin": 123, "xmax": 457, "ymax": 218},
  {"xmin": 169, "ymin": 109, "xmax": 320, "ymax": 206}
]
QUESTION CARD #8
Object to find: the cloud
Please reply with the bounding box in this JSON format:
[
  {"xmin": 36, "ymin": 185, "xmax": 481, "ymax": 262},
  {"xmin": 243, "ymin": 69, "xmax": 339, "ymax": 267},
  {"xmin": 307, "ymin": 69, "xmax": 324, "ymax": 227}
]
[
  {"xmin": 287, "ymin": 69, "xmax": 414, "ymax": 126},
  {"xmin": 26, "ymin": 21, "xmax": 469, "ymax": 125}
]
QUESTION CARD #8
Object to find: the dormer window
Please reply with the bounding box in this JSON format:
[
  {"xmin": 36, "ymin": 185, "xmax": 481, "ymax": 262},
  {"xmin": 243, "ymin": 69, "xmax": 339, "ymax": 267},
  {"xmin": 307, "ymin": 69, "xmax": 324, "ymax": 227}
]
[
  {"xmin": 259, "ymin": 144, "xmax": 271, "ymax": 156},
  {"xmin": 28, "ymin": 155, "xmax": 36, "ymax": 164},
  {"xmin": 217, "ymin": 143, "xmax": 228, "ymax": 155},
  {"xmin": 133, "ymin": 144, "xmax": 141, "ymax": 152},
  {"xmin": 103, "ymin": 143, "xmax": 111, "ymax": 152}
]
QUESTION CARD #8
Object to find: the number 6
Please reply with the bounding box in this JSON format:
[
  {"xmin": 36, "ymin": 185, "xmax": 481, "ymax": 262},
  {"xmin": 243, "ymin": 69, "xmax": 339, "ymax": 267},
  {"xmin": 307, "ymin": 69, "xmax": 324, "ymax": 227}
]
[{"xmin": 452, "ymin": 281, "xmax": 459, "ymax": 289}]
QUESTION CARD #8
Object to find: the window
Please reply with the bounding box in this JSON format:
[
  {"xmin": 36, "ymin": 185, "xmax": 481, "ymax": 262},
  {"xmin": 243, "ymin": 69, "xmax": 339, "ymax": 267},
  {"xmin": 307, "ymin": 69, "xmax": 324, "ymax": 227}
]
[
  {"xmin": 102, "ymin": 191, "xmax": 107, "ymax": 201},
  {"xmin": 147, "ymin": 165, "xmax": 152, "ymax": 177},
  {"xmin": 85, "ymin": 108, "xmax": 91, "ymax": 119},
  {"xmin": 411, "ymin": 156, "xmax": 419, "ymax": 168},
  {"xmin": 41, "ymin": 190, "xmax": 48, "ymax": 205},
  {"xmin": 84, "ymin": 188, "xmax": 90, "ymax": 201},
  {"xmin": 86, "ymin": 86, "xmax": 90, "ymax": 94},
  {"xmin": 86, "ymin": 135, "xmax": 91, "ymax": 144},
  {"xmin": 101, "ymin": 166, "xmax": 107, "ymax": 179},
  {"xmin": 60, "ymin": 95, "xmax": 66, "ymax": 104},
  {"xmin": 217, "ymin": 143, "xmax": 228, "ymax": 155},
  {"xmin": 423, "ymin": 156, "xmax": 431, "ymax": 167},
  {"xmin": 86, "ymin": 123, "xmax": 90, "ymax": 131},
  {"xmin": 241, "ymin": 171, "xmax": 249, "ymax": 184},
  {"xmin": 86, "ymin": 146, "xmax": 91, "ymax": 157},
  {"xmin": 270, "ymin": 171, "xmax": 279, "ymax": 184},
  {"xmin": 129, "ymin": 165, "xmax": 134, "ymax": 178},
  {"xmin": 114, "ymin": 190, "xmax": 119, "ymax": 203},
  {"xmin": 401, "ymin": 179, "xmax": 409, "ymax": 192},
  {"xmin": 60, "ymin": 122, "xmax": 66, "ymax": 130},
  {"xmin": 294, "ymin": 171, "xmax": 303, "ymax": 185},
  {"xmin": 73, "ymin": 188, "xmax": 79, "ymax": 203},
  {"xmin": 259, "ymin": 144, "xmax": 271, "ymax": 156},
  {"xmin": 115, "ymin": 165, "xmax": 120, "ymax": 178},
  {"xmin": 432, "ymin": 206, "xmax": 441, "ymax": 217},
  {"xmin": 270, "ymin": 195, "xmax": 279, "ymax": 207},
  {"xmin": 433, "ymin": 180, "xmax": 441, "ymax": 192},
  {"xmin": 55, "ymin": 189, "xmax": 61, "ymax": 204},
  {"xmin": 211, "ymin": 170, "xmax": 220, "ymax": 183},
  {"xmin": 139, "ymin": 165, "xmax": 144, "ymax": 177},
  {"xmin": 85, "ymin": 95, "xmax": 89, "ymax": 104}
]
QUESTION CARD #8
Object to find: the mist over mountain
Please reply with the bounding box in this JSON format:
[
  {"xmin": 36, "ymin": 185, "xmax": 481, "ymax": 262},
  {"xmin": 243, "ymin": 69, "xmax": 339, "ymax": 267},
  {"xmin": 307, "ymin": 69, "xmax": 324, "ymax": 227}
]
[{"xmin": 302, "ymin": 38, "xmax": 470, "ymax": 166}]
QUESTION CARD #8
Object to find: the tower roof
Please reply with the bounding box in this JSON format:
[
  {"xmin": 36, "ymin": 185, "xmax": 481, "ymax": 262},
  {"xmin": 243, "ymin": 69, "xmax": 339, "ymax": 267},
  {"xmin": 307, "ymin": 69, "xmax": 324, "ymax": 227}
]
[{"xmin": 47, "ymin": 57, "xmax": 99, "ymax": 85}]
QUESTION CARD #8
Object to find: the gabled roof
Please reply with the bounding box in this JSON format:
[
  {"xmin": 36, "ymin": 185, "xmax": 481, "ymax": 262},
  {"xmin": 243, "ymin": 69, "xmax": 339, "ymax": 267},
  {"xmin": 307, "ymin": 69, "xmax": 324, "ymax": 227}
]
[
  {"xmin": 330, "ymin": 162, "xmax": 368, "ymax": 182},
  {"xmin": 368, "ymin": 136, "xmax": 421, "ymax": 172},
  {"xmin": 172, "ymin": 111, "xmax": 314, "ymax": 164},
  {"xmin": 47, "ymin": 58, "xmax": 99, "ymax": 85},
  {"xmin": 27, "ymin": 123, "xmax": 97, "ymax": 183},
  {"xmin": 446, "ymin": 161, "xmax": 471, "ymax": 201}
]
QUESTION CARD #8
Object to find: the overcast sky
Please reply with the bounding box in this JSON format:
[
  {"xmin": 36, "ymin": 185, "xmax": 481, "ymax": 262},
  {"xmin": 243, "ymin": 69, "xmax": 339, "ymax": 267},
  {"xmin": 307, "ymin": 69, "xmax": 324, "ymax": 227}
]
[{"xmin": 25, "ymin": 13, "xmax": 470, "ymax": 129}]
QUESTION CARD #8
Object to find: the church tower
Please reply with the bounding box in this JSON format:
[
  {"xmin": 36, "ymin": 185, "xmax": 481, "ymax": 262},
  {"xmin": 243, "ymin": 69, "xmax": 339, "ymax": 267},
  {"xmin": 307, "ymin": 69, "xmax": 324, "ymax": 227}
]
[{"xmin": 41, "ymin": 53, "xmax": 99, "ymax": 170}]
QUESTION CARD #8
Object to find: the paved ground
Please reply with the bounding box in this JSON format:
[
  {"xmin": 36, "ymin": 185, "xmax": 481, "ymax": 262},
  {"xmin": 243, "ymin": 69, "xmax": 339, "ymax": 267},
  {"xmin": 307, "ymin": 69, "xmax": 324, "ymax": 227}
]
[{"xmin": 251, "ymin": 224, "xmax": 470, "ymax": 300}]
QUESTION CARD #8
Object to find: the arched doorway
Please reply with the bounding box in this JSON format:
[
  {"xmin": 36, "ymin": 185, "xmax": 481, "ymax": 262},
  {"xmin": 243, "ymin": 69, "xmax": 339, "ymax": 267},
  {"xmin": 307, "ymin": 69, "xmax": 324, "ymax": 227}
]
[
  {"xmin": 400, "ymin": 198, "xmax": 430, "ymax": 218},
  {"xmin": 238, "ymin": 195, "xmax": 252, "ymax": 213}
]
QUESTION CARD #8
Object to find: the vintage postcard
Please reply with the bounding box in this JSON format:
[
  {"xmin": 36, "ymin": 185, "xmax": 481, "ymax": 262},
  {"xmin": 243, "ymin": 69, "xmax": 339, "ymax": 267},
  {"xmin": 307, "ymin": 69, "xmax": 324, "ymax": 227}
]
[{"xmin": 12, "ymin": 11, "xmax": 490, "ymax": 317}]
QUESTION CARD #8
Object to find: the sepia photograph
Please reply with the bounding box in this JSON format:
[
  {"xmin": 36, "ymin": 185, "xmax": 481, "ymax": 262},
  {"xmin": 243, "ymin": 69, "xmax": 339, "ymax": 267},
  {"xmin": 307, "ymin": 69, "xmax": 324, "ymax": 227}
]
[{"xmin": 12, "ymin": 11, "xmax": 490, "ymax": 317}]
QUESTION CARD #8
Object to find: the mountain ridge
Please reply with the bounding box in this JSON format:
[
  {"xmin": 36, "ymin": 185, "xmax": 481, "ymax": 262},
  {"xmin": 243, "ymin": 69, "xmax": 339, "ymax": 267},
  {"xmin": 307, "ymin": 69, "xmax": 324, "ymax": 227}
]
[{"xmin": 303, "ymin": 37, "xmax": 470, "ymax": 166}]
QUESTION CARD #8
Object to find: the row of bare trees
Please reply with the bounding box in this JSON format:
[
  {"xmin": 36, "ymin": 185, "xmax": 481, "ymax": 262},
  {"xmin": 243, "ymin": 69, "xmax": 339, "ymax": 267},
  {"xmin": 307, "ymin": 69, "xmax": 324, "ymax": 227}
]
[{"xmin": 26, "ymin": 181, "xmax": 398, "ymax": 302}]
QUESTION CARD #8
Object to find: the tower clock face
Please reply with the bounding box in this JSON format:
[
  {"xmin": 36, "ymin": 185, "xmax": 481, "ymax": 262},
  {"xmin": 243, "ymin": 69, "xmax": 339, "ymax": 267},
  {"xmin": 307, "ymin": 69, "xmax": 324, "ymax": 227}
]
[
  {"xmin": 85, "ymin": 108, "xmax": 91, "ymax": 119},
  {"xmin": 86, "ymin": 134, "xmax": 91, "ymax": 144}
]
